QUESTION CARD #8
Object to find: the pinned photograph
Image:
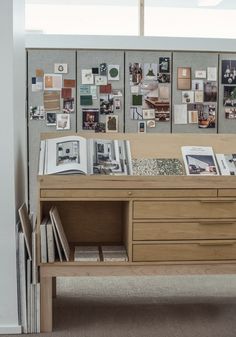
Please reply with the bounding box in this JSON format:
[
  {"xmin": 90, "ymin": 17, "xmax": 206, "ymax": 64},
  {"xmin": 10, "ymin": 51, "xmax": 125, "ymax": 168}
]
[
  {"xmin": 159, "ymin": 57, "xmax": 170, "ymax": 73},
  {"xmin": 195, "ymin": 70, "xmax": 206, "ymax": 79},
  {"xmin": 173, "ymin": 104, "xmax": 187, "ymax": 124},
  {"xmin": 90, "ymin": 85, "xmax": 97, "ymax": 99},
  {"xmin": 158, "ymin": 84, "xmax": 169, "ymax": 101},
  {"xmin": 192, "ymin": 80, "xmax": 203, "ymax": 91},
  {"xmin": 130, "ymin": 106, "xmax": 143, "ymax": 120},
  {"xmin": 129, "ymin": 63, "xmax": 143, "ymax": 84},
  {"xmin": 44, "ymin": 74, "xmax": 62, "ymax": 91},
  {"xmin": 29, "ymin": 106, "xmax": 45, "ymax": 120},
  {"xmin": 61, "ymin": 87, "xmax": 72, "ymax": 99},
  {"xmin": 222, "ymin": 60, "xmax": 236, "ymax": 84},
  {"xmin": 100, "ymin": 94, "xmax": 114, "ymax": 114},
  {"xmin": 100, "ymin": 63, "xmax": 107, "ymax": 76},
  {"xmin": 46, "ymin": 112, "xmax": 57, "ymax": 126},
  {"xmin": 63, "ymin": 98, "xmax": 75, "ymax": 113},
  {"xmin": 95, "ymin": 122, "xmax": 106, "ymax": 133},
  {"xmin": 198, "ymin": 104, "xmax": 216, "ymax": 128},
  {"xmin": 157, "ymin": 73, "xmax": 170, "ymax": 83},
  {"xmin": 144, "ymin": 63, "xmax": 157, "ymax": 81},
  {"xmin": 92, "ymin": 67, "xmax": 99, "ymax": 74},
  {"xmin": 223, "ymin": 86, "xmax": 236, "ymax": 106},
  {"xmin": 94, "ymin": 75, "xmax": 108, "ymax": 86},
  {"xmin": 54, "ymin": 63, "xmax": 68, "ymax": 74},
  {"xmin": 82, "ymin": 108, "xmax": 99, "ymax": 130},
  {"xmin": 106, "ymin": 115, "xmax": 118, "ymax": 133},
  {"xmin": 114, "ymin": 97, "xmax": 121, "ymax": 111},
  {"xmin": 225, "ymin": 107, "xmax": 236, "ymax": 119},
  {"xmin": 108, "ymin": 65, "xmax": 119, "ymax": 81},
  {"xmin": 82, "ymin": 69, "xmax": 94, "ymax": 85},
  {"xmin": 182, "ymin": 91, "xmax": 194, "ymax": 104},
  {"xmin": 204, "ymin": 82, "xmax": 217, "ymax": 102},
  {"xmin": 155, "ymin": 108, "xmax": 170, "ymax": 122},
  {"xmin": 56, "ymin": 113, "xmax": 70, "ymax": 130},
  {"xmin": 138, "ymin": 121, "xmax": 146, "ymax": 133}
]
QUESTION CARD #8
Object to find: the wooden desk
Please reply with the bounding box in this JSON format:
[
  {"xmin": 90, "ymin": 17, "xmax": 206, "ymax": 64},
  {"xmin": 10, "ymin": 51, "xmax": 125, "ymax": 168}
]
[{"xmin": 38, "ymin": 133, "xmax": 236, "ymax": 332}]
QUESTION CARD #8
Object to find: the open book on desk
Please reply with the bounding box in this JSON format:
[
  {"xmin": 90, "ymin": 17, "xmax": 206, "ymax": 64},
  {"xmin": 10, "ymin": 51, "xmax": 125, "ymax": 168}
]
[{"xmin": 39, "ymin": 135, "xmax": 133, "ymax": 175}]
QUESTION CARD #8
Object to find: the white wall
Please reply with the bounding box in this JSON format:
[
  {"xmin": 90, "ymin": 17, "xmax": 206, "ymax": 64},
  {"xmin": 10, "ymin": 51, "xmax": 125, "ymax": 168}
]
[{"xmin": 0, "ymin": 0, "xmax": 26, "ymax": 333}]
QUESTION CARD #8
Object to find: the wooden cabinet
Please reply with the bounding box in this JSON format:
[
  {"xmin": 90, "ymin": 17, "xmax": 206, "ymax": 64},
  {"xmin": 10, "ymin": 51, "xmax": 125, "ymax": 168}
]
[{"xmin": 38, "ymin": 133, "xmax": 236, "ymax": 332}]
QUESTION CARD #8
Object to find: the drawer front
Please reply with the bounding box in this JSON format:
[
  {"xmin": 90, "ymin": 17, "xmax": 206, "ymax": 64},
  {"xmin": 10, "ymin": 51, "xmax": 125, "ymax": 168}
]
[
  {"xmin": 218, "ymin": 189, "xmax": 236, "ymax": 197},
  {"xmin": 133, "ymin": 241, "xmax": 236, "ymax": 262},
  {"xmin": 133, "ymin": 200, "xmax": 236, "ymax": 219},
  {"xmin": 133, "ymin": 221, "xmax": 236, "ymax": 241}
]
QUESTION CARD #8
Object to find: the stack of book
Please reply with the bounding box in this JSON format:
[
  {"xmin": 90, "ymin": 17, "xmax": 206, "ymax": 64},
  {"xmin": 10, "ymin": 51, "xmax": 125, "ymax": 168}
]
[
  {"xmin": 18, "ymin": 203, "xmax": 40, "ymax": 333},
  {"xmin": 74, "ymin": 246, "xmax": 100, "ymax": 262},
  {"xmin": 101, "ymin": 245, "xmax": 128, "ymax": 262}
]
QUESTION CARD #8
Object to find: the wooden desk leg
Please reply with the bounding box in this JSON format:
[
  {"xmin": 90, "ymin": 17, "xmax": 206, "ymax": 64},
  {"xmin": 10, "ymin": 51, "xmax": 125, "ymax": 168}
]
[{"xmin": 41, "ymin": 276, "xmax": 53, "ymax": 332}]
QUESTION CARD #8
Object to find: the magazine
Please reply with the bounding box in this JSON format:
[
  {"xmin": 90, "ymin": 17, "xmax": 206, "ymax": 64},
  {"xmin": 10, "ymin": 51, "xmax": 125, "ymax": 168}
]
[
  {"xmin": 38, "ymin": 135, "xmax": 133, "ymax": 175},
  {"xmin": 181, "ymin": 146, "xmax": 219, "ymax": 176},
  {"xmin": 215, "ymin": 153, "xmax": 236, "ymax": 175}
]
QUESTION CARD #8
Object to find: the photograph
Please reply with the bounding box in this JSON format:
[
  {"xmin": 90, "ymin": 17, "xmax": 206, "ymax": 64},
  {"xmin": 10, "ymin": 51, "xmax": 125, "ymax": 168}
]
[
  {"xmin": 92, "ymin": 140, "xmax": 121, "ymax": 174},
  {"xmin": 195, "ymin": 70, "xmax": 206, "ymax": 79},
  {"xmin": 29, "ymin": 105, "xmax": 45, "ymax": 120},
  {"xmin": 186, "ymin": 154, "xmax": 218, "ymax": 175},
  {"xmin": 94, "ymin": 75, "xmax": 108, "ymax": 86},
  {"xmin": 46, "ymin": 112, "xmax": 57, "ymax": 126},
  {"xmin": 144, "ymin": 63, "xmax": 157, "ymax": 81},
  {"xmin": 100, "ymin": 94, "xmax": 114, "ymax": 114},
  {"xmin": 204, "ymin": 81, "xmax": 217, "ymax": 102},
  {"xmin": 56, "ymin": 113, "xmax": 70, "ymax": 130},
  {"xmin": 159, "ymin": 57, "xmax": 170, "ymax": 73},
  {"xmin": 105, "ymin": 115, "xmax": 118, "ymax": 132},
  {"xmin": 147, "ymin": 120, "xmax": 156, "ymax": 128},
  {"xmin": 138, "ymin": 121, "xmax": 146, "ymax": 133},
  {"xmin": 221, "ymin": 60, "xmax": 236, "ymax": 84},
  {"xmin": 198, "ymin": 104, "xmax": 216, "ymax": 128},
  {"xmin": 188, "ymin": 110, "xmax": 198, "ymax": 124},
  {"xmin": 225, "ymin": 107, "xmax": 236, "ymax": 119},
  {"xmin": 223, "ymin": 86, "xmax": 236, "ymax": 106},
  {"xmin": 155, "ymin": 107, "xmax": 170, "ymax": 122},
  {"xmin": 82, "ymin": 108, "xmax": 99, "ymax": 130},
  {"xmin": 99, "ymin": 63, "xmax": 107, "ymax": 76},
  {"xmin": 142, "ymin": 109, "xmax": 155, "ymax": 119},
  {"xmin": 129, "ymin": 62, "xmax": 143, "ymax": 84},
  {"xmin": 157, "ymin": 73, "xmax": 170, "ymax": 83},
  {"xmin": 95, "ymin": 122, "xmax": 106, "ymax": 133},
  {"xmin": 63, "ymin": 98, "xmax": 75, "ymax": 113},
  {"xmin": 56, "ymin": 141, "xmax": 80, "ymax": 166}
]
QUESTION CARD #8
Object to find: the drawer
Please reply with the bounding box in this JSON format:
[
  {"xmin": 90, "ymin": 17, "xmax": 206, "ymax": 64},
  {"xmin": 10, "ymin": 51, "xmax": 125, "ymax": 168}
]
[
  {"xmin": 218, "ymin": 189, "xmax": 236, "ymax": 197},
  {"xmin": 133, "ymin": 221, "xmax": 236, "ymax": 241},
  {"xmin": 133, "ymin": 241, "xmax": 236, "ymax": 262},
  {"xmin": 40, "ymin": 189, "xmax": 133, "ymax": 199},
  {"xmin": 133, "ymin": 200, "xmax": 236, "ymax": 219}
]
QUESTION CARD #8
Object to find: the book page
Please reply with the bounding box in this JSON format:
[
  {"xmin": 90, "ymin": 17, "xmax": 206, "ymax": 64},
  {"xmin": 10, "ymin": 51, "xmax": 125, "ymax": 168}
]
[
  {"xmin": 45, "ymin": 136, "xmax": 87, "ymax": 174},
  {"xmin": 181, "ymin": 146, "xmax": 219, "ymax": 176}
]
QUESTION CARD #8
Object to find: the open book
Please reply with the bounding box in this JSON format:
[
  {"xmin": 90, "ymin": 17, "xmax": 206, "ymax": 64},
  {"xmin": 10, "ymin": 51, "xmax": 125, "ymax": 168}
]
[
  {"xmin": 181, "ymin": 146, "xmax": 219, "ymax": 176},
  {"xmin": 39, "ymin": 135, "xmax": 133, "ymax": 175}
]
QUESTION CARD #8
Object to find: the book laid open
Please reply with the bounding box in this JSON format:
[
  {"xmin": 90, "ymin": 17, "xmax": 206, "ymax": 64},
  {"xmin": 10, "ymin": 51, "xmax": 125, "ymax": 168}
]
[{"xmin": 39, "ymin": 135, "xmax": 132, "ymax": 175}]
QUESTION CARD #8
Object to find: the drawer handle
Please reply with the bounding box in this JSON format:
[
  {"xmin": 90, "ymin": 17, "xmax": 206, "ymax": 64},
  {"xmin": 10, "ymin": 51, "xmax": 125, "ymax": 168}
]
[
  {"xmin": 200, "ymin": 200, "xmax": 235, "ymax": 203},
  {"xmin": 199, "ymin": 241, "xmax": 235, "ymax": 246},
  {"xmin": 199, "ymin": 222, "xmax": 235, "ymax": 225}
]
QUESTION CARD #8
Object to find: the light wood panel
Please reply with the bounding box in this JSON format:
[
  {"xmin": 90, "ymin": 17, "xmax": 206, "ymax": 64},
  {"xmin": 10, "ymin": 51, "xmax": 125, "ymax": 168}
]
[
  {"xmin": 133, "ymin": 241, "xmax": 236, "ymax": 262},
  {"xmin": 133, "ymin": 221, "xmax": 236, "ymax": 241}
]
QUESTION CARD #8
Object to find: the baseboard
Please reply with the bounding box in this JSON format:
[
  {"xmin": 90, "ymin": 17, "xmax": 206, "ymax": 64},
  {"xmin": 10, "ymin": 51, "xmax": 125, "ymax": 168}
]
[{"xmin": 0, "ymin": 325, "xmax": 22, "ymax": 334}]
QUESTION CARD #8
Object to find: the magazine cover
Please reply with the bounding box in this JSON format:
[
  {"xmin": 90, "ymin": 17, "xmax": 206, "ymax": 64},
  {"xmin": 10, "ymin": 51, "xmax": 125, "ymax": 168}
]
[{"xmin": 181, "ymin": 146, "xmax": 219, "ymax": 176}]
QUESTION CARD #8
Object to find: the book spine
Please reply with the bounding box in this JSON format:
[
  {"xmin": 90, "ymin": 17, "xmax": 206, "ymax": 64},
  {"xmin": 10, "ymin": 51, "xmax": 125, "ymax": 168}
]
[
  {"xmin": 46, "ymin": 223, "xmax": 55, "ymax": 263},
  {"xmin": 19, "ymin": 232, "xmax": 28, "ymax": 333},
  {"xmin": 40, "ymin": 224, "xmax": 48, "ymax": 263}
]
